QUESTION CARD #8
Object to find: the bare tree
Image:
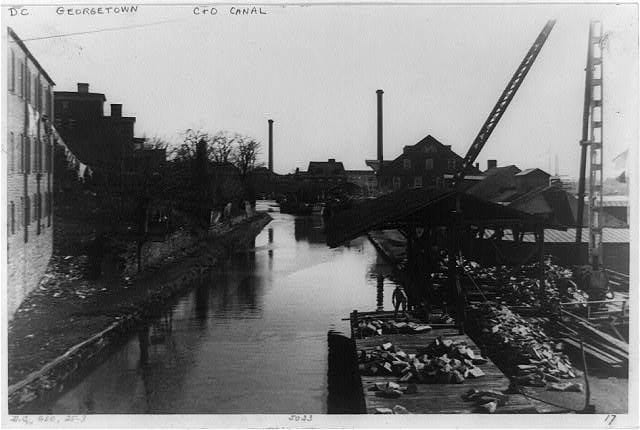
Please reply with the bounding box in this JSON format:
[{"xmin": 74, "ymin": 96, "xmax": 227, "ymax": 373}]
[
  {"xmin": 172, "ymin": 128, "xmax": 210, "ymax": 161},
  {"xmin": 210, "ymin": 131, "xmax": 236, "ymax": 164},
  {"xmin": 233, "ymin": 136, "xmax": 263, "ymax": 178}
]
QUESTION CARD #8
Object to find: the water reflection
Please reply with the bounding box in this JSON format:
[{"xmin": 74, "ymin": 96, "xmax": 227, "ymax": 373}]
[
  {"xmin": 294, "ymin": 216, "xmax": 326, "ymax": 243},
  {"xmin": 48, "ymin": 203, "xmax": 401, "ymax": 414},
  {"xmin": 194, "ymin": 284, "xmax": 209, "ymax": 325}
]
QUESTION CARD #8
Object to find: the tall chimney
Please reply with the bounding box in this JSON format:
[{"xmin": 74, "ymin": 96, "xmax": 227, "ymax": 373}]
[
  {"xmin": 376, "ymin": 90, "xmax": 384, "ymax": 166},
  {"xmin": 77, "ymin": 83, "xmax": 89, "ymax": 93},
  {"xmin": 111, "ymin": 104, "xmax": 122, "ymax": 117},
  {"xmin": 268, "ymin": 119, "xmax": 274, "ymax": 172}
]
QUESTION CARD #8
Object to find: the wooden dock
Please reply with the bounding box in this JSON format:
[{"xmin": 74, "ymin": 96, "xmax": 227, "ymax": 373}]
[{"xmin": 355, "ymin": 328, "xmax": 538, "ymax": 414}]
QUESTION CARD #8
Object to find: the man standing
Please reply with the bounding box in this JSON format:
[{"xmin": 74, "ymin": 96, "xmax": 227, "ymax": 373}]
[{"xmin": 392, "ymin": 286, "xmax": 408, "ymax": 317}]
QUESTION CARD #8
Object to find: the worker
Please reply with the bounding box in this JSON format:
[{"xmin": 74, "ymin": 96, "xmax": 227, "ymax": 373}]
[{"xmin": 392, "ymin": 286, "xmax": 408, "ymax": 317}]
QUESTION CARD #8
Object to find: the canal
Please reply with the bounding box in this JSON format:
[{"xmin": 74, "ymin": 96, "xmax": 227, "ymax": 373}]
[{"xmin": 47, "ymin": 202, "xmax": 401, "ymax": 414}]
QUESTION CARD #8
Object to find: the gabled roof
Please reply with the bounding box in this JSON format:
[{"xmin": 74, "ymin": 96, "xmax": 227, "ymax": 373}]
[
  {"xmin": 484, "ymin": 165, "xmax": 521, "ymax": 176},
  {"xmin": 467, "ymin": 166, "xmax": 521, "ymax": 201},
  {"xmin": 516, "ymin": 168, "xmax": 550, "ymax": 177},
  {"xmin": 306, "ymin": 160, "xmax": 345, "ymax": 175},
  {"xmin": 325, "ymin": 188, "xmax": 554, "ymax": 247},
  {"xmin": 508, "ymin": 185, "xmax": 579, "ymax": 227}
]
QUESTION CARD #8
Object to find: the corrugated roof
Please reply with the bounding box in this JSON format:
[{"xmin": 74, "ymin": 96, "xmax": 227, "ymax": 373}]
[{"xmin": 482, "ymin": 228, "xmax": 629, "ymax": 243}]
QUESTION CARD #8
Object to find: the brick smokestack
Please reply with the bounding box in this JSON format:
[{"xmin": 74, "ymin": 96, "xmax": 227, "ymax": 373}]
[
  {"xmin": 376, "ymin": 89, "xmax": 384, "ymax": 165},
  {"xmin": 268, "ymin": 119, "xmax": 274, "ymax": 172},
  {"xmin": 111, "ymin": 104, "xmax": 122, "ymax": 117},
  {"xmin": 77, "ymin": 83, "xmax": 89, "ymax": 93}
]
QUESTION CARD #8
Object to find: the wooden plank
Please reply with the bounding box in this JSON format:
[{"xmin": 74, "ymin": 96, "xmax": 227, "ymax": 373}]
[
  {"xmin": 355, "ymin": 329, "xmax": 536, "ymax": 414},
  {"xmin": 561, "ymin": 337, "xmax": 622, "ymax": 367},
  {"xmin": 576, "ymin": 321, "xmax": 629, "ymax": 354}
]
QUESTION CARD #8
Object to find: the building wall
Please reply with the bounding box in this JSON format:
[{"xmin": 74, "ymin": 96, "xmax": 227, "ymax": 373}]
[
  {"xmin": 378, "ymin": 136, "xmax": 474, "ymax": 192},
  {"xmin": 6, "ymin": 30, "xmax": 55, "ymax": 318}
]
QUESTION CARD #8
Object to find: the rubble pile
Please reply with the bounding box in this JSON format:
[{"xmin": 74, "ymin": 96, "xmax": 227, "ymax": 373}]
[
  {"xmin": 355, "ymin": 318, "xmax": 432, "ymax": 338},
  {"xmin": 358, "ymin": 337, "xmax": 489, "ymax": 384},
  {"xmin": 459, "ymin": 259, "xmax": 588, "ymax": 310},
  {"xmin": 468, "ymin": 303, "xmax": 578, "ymax": 386}
]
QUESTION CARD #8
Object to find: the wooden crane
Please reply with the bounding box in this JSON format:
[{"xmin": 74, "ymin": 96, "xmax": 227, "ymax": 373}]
[{"xmin": 451, "ymin": 20, "xmax": 556, "ymax": 188}]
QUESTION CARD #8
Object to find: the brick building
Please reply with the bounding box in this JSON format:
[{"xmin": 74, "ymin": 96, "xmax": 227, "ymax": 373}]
[
  {"xmin": 54, "ymin": 83, "xmax": 165, "ymax": 174},
  {"xmin": 54, "ymin": 83, "xmax": 135, "ymax": 170},
  {"xmin": 366, "ymin": 134, "xmax": 481, "ymax": 192},
  {"xmin": 6, "ymin": 28, "xmax": 56, "ymax": 317}
]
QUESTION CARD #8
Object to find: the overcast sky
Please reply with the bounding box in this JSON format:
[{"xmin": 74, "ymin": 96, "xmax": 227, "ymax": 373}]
[{"xmin": 6, "ymin": 3, "xmax": 638, "ymax": 178}]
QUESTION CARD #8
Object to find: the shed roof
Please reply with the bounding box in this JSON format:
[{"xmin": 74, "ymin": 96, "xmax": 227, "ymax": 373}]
[{"xmin": 325, "ymin": 188, "xmax": 554, "ymax": 247}]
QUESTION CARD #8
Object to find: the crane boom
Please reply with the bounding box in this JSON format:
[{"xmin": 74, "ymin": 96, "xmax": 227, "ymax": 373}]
[{"xmin": 452, "ymin": 20, "xmax": 556, "ymax": 188}]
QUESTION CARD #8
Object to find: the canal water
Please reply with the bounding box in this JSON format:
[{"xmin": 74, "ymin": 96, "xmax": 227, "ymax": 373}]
[{"xmin": 48, "ymin": 201, "xmax": 401, "ymax": 414}]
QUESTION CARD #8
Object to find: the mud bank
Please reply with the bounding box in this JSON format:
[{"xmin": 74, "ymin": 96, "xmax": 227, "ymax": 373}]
[{"xmin": 8, "ymin": 213, "xmax": 271, "ymax": 413}]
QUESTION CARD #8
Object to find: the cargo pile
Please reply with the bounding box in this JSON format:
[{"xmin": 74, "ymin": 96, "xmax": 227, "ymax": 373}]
[
  {"xmin": 468, "ymin": 303, "xmax": 578, "ymax": 386},
  {"xmin": 358, "ymin": 337, "xmax": 489, "ymax": 384},
  {"xmin": 355, "ymin": 318, "xmax": 432, "ymax": 338},
  {"xmin": 460, "ymin": 259, "xmax": 587, "ymax": 310}
]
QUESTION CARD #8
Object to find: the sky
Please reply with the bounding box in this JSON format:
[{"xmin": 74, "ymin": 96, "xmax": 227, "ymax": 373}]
[{"xmin": 4, "ymin": 2, "xmax": 638, "ymax": 178}]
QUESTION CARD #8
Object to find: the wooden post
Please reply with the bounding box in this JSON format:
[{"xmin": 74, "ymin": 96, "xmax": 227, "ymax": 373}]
[
  {"xmin": 537, "ymin": 225, "xmax": 545, "ymax": 305},
  {"xmin": 350, "ymin": 310, "xmax": 357, "ymax": 339},
  {"xmin": 449, "ymin": 203, "xmax": 465, "ymax": 334}
]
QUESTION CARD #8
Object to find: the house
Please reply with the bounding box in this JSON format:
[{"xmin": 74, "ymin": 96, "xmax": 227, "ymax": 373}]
[
  {"xmin": 6, "ymin": 27, "xmax": 57, "ymax": 317},
  {"xmin": 345, "ymin": 170, "xmax": 377, "ymax": 197},
  {"xmin": 293, "ymin": 159, "xmax": 348, "ymax": 201},
  {"xmin": 367, "ymin": 134, "xmax": 480, "ymax": 192}
]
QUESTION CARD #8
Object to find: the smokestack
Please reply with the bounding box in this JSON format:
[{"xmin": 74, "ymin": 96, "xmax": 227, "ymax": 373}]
[
  {"xmin": 376, "ymin": 89, "xmax": 384, "ymax": 166},
  {"xmin": 77, "ymin": 83, "xmax": 89, "ymax": 93},
  {"xmin": 268, "ymin": 119, "xmax": 274, "ymax": 172},
  {"xmin": 111, "ymin": 104, "xmax": 122, "ymax": 117},
  {"xmin": 487, "ymin": 159, "xmax": 497, "ymax": 170}
]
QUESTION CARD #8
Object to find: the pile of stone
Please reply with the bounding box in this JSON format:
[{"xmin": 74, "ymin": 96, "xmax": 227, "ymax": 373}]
[
  {"xmin": 358, "ymin": 337, "xmax": 488, "ymax": 384},
  {"xmin": 355, "ymin": 319, "xmax": 432, "ymax": 338},
  {"xmin": 468, "ymin": 303, "xmax": 578, "ymax": 386},
  {"xmin": 460, "ymin": 259, "xmax": 588, "ymax": 310}
]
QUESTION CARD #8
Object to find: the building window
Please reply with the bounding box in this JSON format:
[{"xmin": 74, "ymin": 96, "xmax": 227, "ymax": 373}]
[
  {"xmin": 9, "ymin": 50, "xmax": 15, "ymax": 92},
  {"xmin": 436, "ymin": 176, "xmax": 443, "ymax": 188},
  {"xmin": 25, "ymin": 66, "xmax": 30, "ymax": 102},
  {"xmin": 9, "ymin": 132, "xmax": 14, "ymax": 173},
  {"xmin": 403, "ymin": 159, "xmax": 411, "ymax": 170},
  {"xmin": 447, "ymin": 159, "xmax": 456, "ymax": 170},
  {"xmin": 425, "ymin": 158, "xmax": 434, "ymax": 170},
  {"xmin": 10, "ymin": 201, "xmax": 15, "ymax": 234},
  {"xmin": 18, "ymin": 60, "xmax": 24, "ymax": 97},
  {"xmin": 24, "ymin": 196, "xmax": 30, "ymax": 227},
  {"xmin": 24, "ymin": 136, "xmax": 31, "ymax": 174},
  {"xmin": 414, "ymin": 176, "xmax": 423, "ymax": 188},
  {"xmin": 33, "ymin": 194, "xmax": 37, "ymax": 223},
  {"xmin": 47, "ymin": 87, "xmax": 53, "ymax": 118},
  {"xmin": 19, "ymin": 134, "xmax": 24, "ymax": 172}
]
